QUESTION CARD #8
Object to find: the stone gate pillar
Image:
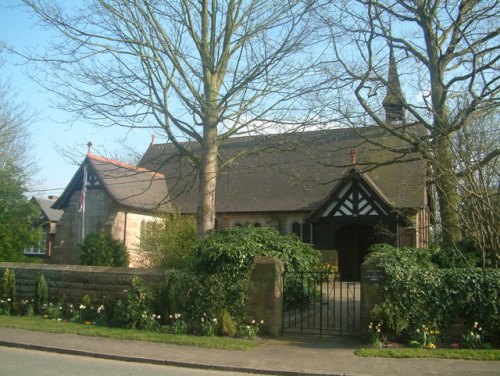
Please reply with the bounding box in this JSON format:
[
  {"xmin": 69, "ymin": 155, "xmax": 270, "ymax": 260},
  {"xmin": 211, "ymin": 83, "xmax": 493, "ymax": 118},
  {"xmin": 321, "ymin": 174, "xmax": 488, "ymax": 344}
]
[
  {"xmin": 245, "ymin": 256, "xmax": 284, "ymax": 337},
  {"xmin": 360, "ymin": 257, "xmax": 385, "ymax": 341}
]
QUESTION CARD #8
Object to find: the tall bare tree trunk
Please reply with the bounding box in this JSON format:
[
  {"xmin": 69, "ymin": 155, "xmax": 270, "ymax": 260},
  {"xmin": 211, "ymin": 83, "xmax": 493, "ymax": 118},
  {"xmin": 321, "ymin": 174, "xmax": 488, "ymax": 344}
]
[
  {"xmin": 434, "ymin": 136, "xmax": 461, "ymax": 248},
  {"xmin": 197, "ymin": 125, "xmax": 218, "ymax": 237}
]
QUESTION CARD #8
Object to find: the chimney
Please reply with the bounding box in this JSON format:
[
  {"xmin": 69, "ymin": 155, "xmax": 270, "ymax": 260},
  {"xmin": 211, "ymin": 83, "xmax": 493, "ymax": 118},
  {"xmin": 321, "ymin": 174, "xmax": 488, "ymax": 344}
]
[{"xmin": 383, "ymin": 44, "xmax": 405, "ymax": 123}]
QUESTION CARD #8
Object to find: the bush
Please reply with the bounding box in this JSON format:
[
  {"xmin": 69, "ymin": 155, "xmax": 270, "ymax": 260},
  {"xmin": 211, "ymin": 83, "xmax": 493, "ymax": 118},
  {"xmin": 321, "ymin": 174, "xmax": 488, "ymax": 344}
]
[
  {"xmin": 80, "ymin": 231, "xmax": 128, "ymax": 267},
  {"xmin": 135, "ymin": 213, "xmax": 197, "ymax": 269},
  {"xmin": 369, "ymin": 244, "xmax": 500, "ymax": 344},
  {"xmin": 34, "ymin": 273, "xmax": 48, "ymax": 315},
  {"xmin": 164, "ymin": 269, "xmax": 248, "ymax": 328},
  {"xmin": 218, "ymin": 308, "xmax": 238, "ymax": 337},
  {"xmin": 2, "ymin": 268, "xmax": 16, "ymax": 301},
  {"xmin": 193, "ymin": 226, "xmax": 321, "ymax": 307}
]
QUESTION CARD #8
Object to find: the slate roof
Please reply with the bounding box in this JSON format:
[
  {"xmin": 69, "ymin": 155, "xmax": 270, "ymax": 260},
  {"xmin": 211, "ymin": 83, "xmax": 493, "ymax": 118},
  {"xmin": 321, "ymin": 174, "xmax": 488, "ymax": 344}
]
[
  {"xmin": 33, "ymin": 197, "xmax": 63, "ymax": 222},
  {"xmin": 52, "ymin": 153, "xmax": 171, "ymax": 213},
  {"xmin": 139, "ymin": 126, "xmax": 427, "ymax": 214}
]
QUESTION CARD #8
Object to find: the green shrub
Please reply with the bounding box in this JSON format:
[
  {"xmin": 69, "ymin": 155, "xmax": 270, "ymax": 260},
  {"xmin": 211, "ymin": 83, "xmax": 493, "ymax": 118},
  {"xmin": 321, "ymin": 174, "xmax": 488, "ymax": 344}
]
[
  {"xmin": 165, "ymin": 269, "xmax": 248, "ymax": 327},
  {"xmin": 218, "ymin": 309, "xmax": 237, "ymax": 337},
  {"xmin": 193, "ymin": 226, "xmax": 321, "ymax": 307},
  {"xmin": 369, "ymin": 244, "xmax": 500, "ymax": 344},
  {"xmin": 122, "ymin": 276, "xmax": 157, "ymax": 329},
  {"xmin": 80, "ymin": 231, "xmax": 128, "ymax": 267},
  {"xmin": 34, "ymin": 273, "xmax": 48, "ymax": 314},
  {"xmin": 136, "ymin": 213, "xmax": 197, "ymax": 269},
  {"xmin": 431, "ymin": 239, "xmax": 482, "ymax": 268},
  {"xmin": 2, "ymin": 268, "xmax": 16, "ymax": 302}
]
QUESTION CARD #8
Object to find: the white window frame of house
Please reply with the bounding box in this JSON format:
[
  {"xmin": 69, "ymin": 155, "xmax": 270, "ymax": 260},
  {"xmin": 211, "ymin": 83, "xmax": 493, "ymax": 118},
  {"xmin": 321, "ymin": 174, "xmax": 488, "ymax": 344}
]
[{"xmin": 24, "ymin": 227, "xmax": 46, "ymax": 255}]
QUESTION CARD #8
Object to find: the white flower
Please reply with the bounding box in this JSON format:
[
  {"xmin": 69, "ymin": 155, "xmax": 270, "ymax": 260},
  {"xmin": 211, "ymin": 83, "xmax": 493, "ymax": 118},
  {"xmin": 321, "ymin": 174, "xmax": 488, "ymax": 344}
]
[
  {"xmin": 169, "ymin": 315, "xmax": 173, "ymax": 319},
  {"xmin": 212, "ymin": 318, "xmax": 217, "ymax": 323},
  {"xmin": 201, "ymin": 317, "xmax": 205, "ymax": 323},
  {"xmin": 7, "ymin": 298, "xmax": 11, "ymax": 302},
  {"xmin": 174, "ymin": 313, "xmax": 181, "ymax": 319},
  {"xmin": 474, "ymin": 322, "xmax": 478, "ymax": 328},
  {"xmin": 251, "ymin": 320, "xmax": 256, "ymax": 324},
  {"xmin": 260, "ymin": 320, "xmax": 264, "ymax": 324},
  {"xmin": 157, "ymin": 315, "xmax": 161, "ymax": 320},
  {"xmin": 377, "ymin": 328, "xmax": 381, "ymax": 333},
  {"xmin": 79, "ymin": 304, "xmax": 85, "ymax": 310},
  {"xmin": 246, "ymin": 325, "xmax": 250, "ymax": 330}
]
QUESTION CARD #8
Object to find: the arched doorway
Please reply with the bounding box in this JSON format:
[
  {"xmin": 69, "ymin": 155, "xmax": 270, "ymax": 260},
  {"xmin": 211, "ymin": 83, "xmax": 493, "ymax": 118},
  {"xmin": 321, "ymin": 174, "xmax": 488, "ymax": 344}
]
[{"xmin": 335, "ymin": 223, "xmax": 373, "ymax": 281}]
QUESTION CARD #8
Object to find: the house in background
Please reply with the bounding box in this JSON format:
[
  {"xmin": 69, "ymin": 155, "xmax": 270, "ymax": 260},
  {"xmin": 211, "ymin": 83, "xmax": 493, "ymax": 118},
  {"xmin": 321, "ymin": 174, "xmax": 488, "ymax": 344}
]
[
  {"xmin": 24, "ymin": 196, "xmax": 63, "ymax": 257},
  {"xmin": 50, "ymin": 153, "xmax": 171, "ymax": 266}
]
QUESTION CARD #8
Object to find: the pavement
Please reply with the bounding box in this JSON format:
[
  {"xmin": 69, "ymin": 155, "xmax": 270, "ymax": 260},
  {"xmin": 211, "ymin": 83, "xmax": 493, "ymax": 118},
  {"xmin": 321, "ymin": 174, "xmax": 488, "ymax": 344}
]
[{"xmin": 0, "ymin": 327, "xmax": 498, "ymax": 376}]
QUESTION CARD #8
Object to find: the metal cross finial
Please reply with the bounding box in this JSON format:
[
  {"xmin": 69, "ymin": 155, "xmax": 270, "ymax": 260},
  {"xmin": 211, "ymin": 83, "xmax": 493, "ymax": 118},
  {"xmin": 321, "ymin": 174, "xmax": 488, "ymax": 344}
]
[
  {"xmin": 87, "ymin": 141, "xmax": 93, "ymax": 154},
  {"xmin": 350, "ymin": 148, "xmax": 358, "ymax": 165}
]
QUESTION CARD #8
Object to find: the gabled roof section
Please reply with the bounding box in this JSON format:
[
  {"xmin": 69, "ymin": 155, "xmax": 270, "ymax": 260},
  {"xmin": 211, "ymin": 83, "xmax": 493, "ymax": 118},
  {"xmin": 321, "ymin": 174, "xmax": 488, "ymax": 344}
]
[
  {"xmin": 306, "ymin": 167, "xmax": 395, "ymax": 223},
  {"xmin": 32, "ymin": 197, "xmax": 63, "ymax": 222},
  {"xmin": 139, "ymin": 126, "xmax": 427, "ymax": 214},
  {"xmin": 52, "ymin": 153, "xmax": 171, "ymax": 212}
]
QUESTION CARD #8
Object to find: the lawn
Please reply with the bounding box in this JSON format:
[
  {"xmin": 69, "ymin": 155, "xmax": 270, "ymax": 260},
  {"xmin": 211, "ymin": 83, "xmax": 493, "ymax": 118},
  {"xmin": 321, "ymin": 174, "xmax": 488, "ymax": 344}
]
[
  {"xmin": 0, "ymin": 315, "xmax": 259, "ymax": 351},
  {"xmin": 356, "ymin": 347, "xmax": 500, "ymax": 361}
]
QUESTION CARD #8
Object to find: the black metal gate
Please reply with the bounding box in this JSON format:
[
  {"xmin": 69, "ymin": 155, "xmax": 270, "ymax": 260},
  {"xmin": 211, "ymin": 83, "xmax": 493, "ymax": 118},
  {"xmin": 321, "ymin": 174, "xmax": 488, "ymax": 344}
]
[{"xmin": 282, "ymin": 272, "xmax": 360, "ymax": 336}]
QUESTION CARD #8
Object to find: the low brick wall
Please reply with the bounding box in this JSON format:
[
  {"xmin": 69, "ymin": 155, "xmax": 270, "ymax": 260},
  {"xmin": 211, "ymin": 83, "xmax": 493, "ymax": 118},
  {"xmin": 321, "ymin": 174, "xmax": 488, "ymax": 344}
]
[{"xmin": 0, "ymin": 263, "xmax": 165, "ymax": 304}]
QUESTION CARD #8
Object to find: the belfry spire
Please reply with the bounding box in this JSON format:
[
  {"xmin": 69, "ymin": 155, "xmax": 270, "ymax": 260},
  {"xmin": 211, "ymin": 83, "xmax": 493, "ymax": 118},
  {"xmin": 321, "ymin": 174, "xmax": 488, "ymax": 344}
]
[{"xmin": 383, "ymin": 43, "xmax": 405, "ymax": 123}]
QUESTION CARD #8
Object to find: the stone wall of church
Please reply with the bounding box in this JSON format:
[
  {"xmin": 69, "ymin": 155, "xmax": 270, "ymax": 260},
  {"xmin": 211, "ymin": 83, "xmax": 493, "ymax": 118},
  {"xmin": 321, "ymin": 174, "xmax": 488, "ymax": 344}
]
[
  {"xmin": 49, "ymin": 188, "xmax": 118, "ymax": 265},
  {"xmin": 112, "ymin": 211, "xmax": 159, "ymax": 267},
  {"xmin": 215, "ymin": 212, "xmax": 309, "ymax": 235},
  {"xmin": 48, "ymin": 188, "xmax": 159, "ymax": 267}
]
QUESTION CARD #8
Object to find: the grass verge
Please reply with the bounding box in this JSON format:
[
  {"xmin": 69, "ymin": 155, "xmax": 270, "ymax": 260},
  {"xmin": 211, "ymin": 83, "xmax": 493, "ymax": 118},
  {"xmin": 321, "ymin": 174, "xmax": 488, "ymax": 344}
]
[
  {"xmin": 356, "ymin": 347, "xmax": 500, "ymax": 361},
  {"xmin": 0, "ymin": 315, "xmax": 258, "ymax": 351}
]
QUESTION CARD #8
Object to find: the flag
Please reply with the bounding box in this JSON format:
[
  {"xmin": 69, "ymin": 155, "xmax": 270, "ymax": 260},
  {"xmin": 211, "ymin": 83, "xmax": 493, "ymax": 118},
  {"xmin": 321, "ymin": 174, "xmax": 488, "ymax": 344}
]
[{"xmin": 78, "ymin": 165, "xmax": 87, "ymax": 212}]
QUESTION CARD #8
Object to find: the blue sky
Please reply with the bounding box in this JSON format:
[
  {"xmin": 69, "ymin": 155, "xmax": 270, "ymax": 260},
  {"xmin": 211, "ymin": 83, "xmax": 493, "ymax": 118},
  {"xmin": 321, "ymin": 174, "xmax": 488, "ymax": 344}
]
[{"xmin": 0, "ymin": 1, "xmax": 153, "ymax": 196}]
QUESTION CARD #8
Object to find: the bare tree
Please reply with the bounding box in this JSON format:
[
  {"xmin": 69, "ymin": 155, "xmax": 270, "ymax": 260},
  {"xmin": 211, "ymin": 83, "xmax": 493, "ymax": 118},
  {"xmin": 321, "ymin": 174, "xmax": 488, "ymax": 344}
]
[
  {"xmin": 316, "ymin": 0, "xmax": 499, "ymax": 248},
  {"xmin": 454, "ymin": 111, "xmax": 499, "ymax": 267},
  {"xmin": 18, "ymin": 0, "xmax": 320, "ymax": 236},
  {"xmin": 0, "ymin": 61, "xmax": 35, "ymax": 180}
]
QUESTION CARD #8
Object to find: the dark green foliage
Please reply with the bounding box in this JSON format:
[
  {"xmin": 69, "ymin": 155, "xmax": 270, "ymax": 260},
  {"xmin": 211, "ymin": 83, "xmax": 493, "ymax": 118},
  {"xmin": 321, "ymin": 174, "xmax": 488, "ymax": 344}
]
[
  {"xmin": 2, "ymin": 268, "xmax": 16, "ymax": 301},
  {"xmin": 193, "ymin": 226, "xmax": 321, "ymax": 307},
  {"xmin": 369, "ymin": 244, "xmax": 500, "ymax": 344},
  {"xmin": 80, "ymin": 231, "xmax": 129, "ymax": 267},
  {"xmin": 34, "ymin": 273, "xmax": 48, "ymax": 314},
  {"xmin": 0, "ymin": 165, "xmax": 41, "ymax": 262},
  {"xmin": 194, "ymin": 226, "xmax": 321, "ymax": 275},
  {"xmin": 164, "ymin": 269, "xmax": 248, "ymax": 327},
  {"xmin": 432, "ymin": 239, "xmax": 482, "ymax": 268},
  {"xmin": 136, "ymin": 213, "xmax": 197, "ymax": 269},
  {"xmin": 122, "ymin": 277, "xmax": 156, "ymax": 329}
]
